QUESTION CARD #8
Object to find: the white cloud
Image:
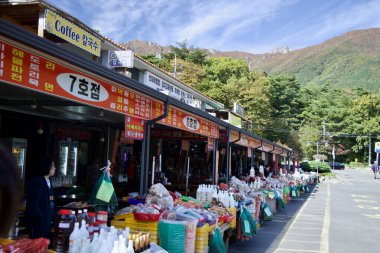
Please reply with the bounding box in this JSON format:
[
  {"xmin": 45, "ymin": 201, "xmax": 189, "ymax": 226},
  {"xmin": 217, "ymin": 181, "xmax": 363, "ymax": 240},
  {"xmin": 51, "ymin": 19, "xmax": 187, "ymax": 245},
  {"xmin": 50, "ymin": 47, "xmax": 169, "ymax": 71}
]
[{"xmin": 48, "ymin": 0, "xmax": 380, "ymax": 53}]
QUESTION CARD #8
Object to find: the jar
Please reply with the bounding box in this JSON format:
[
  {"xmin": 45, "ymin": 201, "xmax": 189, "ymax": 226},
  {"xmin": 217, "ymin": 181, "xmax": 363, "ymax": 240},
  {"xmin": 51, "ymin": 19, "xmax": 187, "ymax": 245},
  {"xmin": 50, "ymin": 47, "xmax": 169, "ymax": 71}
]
[
  {"xmin": 54, "ymin": 209, "xmax": 73, "ymax": 252},
  {"xmin": 97, "ymin": 211, "xmax": 108, "ymax": 222}
]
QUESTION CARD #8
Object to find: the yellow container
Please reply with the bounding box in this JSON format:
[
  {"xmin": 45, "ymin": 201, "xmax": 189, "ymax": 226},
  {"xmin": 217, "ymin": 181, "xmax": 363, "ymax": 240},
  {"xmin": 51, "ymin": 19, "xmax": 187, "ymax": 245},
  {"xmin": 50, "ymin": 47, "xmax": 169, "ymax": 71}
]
[{"xmin": 114, "ymin": 212, "xmax": 133, "ymax": 221}]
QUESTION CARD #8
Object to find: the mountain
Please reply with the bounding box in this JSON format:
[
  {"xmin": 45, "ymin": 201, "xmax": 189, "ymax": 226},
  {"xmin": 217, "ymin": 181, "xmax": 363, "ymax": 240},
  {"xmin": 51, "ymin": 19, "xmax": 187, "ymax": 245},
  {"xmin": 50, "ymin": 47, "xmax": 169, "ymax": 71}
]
[{"xmin": 122, "ymin": 28, "xmax": 380, "ymax": 92}]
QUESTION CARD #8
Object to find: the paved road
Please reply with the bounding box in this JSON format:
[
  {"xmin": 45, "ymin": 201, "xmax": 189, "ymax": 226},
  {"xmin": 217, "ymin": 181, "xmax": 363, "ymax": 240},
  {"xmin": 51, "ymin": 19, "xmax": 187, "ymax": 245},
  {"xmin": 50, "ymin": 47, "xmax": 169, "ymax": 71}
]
[{"xmin": 229, "ymin": 168, "xmax": 380, "ymax": 253}]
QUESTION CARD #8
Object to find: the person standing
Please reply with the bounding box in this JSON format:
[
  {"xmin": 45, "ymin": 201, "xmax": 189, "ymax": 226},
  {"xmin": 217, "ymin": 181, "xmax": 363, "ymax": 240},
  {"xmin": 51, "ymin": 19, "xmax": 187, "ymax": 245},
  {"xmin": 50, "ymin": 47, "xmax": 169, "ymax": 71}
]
[
  {"xmin": 0, "ymin": 144, "xmax": 21, "ymax": 237},
  {"xmin": 25, "ymin": 157, "xmax": 56, "ymax": 239}
]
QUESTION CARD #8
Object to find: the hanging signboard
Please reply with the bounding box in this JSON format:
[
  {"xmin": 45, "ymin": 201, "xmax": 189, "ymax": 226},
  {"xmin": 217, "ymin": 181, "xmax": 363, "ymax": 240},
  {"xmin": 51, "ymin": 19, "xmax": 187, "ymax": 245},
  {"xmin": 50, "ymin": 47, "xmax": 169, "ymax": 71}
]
[
  {"xmin": 375, "ymin": 142, "xmax": 380, "ymax": 153},
  {"xmin": 0, "ymin": 39, "xmax": 153, "ymax": 120},
  {"xmin": 143, "ymin": 71, "xmax": 194, "ymax": 106},
  {"xmin": 229, "ymin": 112, "xmax": 242, "ymax": 128},
  {"xmin": 44, "ymin": 10, "xmax": 101, "ymax": 57},
  {"xmin": 208, "ymin": 138, "xmax": 215, "ymax": 151},
  {"xmin": 125, "ymin": 116, "xmax": 145, "ymax": 140},
  {"xmin": 108, "ymin": 50, "xmax": 134, "ymax": 68},
  {"xmin": 151, "ymin": 129, "xmax": 206, "ymax": 141},
  {"xmin": 119, "ymin": 132, "xmax": 134, "ymax": 144},
  {"xmin": 233, "ymin": 102, "xmax": 245, "ymax": 117},
  {"xmin": 152, "ymin": 102, "xmax": 219, "ymax": 139}
]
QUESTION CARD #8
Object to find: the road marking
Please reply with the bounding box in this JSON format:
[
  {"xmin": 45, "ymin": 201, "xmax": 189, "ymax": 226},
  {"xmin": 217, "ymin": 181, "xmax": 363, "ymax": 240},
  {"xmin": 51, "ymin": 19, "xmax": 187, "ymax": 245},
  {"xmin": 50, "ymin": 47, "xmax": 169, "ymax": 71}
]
[
  {"xmin": 353, "ymin": 199, "xmax": 377, "ymax": 203},
  {"xmin": 351, "ymin": 194, "xmax": 370, "ymax": 198},
  {"xmin": 357, "ymin": 205, "xmax": 380, "ymax": 210},
  {"xmin": 362, "ymin": 214, "xmax": 380, "ymax": 219},
  {"xmin": 275, "ymin": 248, "xmax": 319, "ymax": 252},
  {"xmin": 280, "ymin": 239, "xmax": 321, "ymax": 244},
  {"xmin": 290, "ymin": 226, "xmax": 322, "ymax": 230},
  {"xmin": 320, "ymin": 184, "xmax": 330, "ymax": 253}
]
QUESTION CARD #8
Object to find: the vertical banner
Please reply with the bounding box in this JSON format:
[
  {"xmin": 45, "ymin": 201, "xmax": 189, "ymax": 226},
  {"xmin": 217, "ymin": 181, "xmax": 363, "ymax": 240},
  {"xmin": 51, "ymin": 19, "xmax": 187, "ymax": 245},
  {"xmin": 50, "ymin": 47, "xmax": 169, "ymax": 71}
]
[
  {"xmin": 208, "ymin": 138, "xmax": 215, "ymax": 152},
  {"xmin": 181, "ymin": 140, "xmax": 190, "ymax": 151},
  {"xmin": 125, "ymin": 116, "xmax": 145, "ymax": 140},
  {"xmin": 215, "ymin": 149, "xmax": 219, "ymax": 184}
]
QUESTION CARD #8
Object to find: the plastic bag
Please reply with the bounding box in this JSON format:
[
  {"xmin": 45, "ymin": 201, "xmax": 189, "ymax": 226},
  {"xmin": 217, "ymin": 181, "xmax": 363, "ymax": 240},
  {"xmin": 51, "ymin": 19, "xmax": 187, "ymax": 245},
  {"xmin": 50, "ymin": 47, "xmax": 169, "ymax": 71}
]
[
  {"xmin": 3, "ymin": 238, "xmax": 49, "ymax": 253},
  {"xmin": 89, "ymin": 169, "xmax": 118, "ymax": 212},
  {"xmin": 209, "ymin": 228, "xmax": 226, "ymax": 253},
  {"xmin": 260, "ymin": 203, "xmax": 273, "ymax": 222},
  {"xmin": 239, "ymin": 209, "xmax": 254, "ymax": 237},
  {"xmin": 242, "ymin": 207, "xmax": 257, "ymax": 234},
  {"xmin": 149, "ymin": 183, "xmax": 170, "ymax": 197}
]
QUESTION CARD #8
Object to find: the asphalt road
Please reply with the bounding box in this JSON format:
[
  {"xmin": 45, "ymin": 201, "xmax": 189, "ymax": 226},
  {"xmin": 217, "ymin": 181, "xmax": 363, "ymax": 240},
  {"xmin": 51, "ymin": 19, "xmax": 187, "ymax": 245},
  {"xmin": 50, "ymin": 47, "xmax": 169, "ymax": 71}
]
[{"xmin": 229, "ymin": 168, "xmax": 380, "ymax": 253}]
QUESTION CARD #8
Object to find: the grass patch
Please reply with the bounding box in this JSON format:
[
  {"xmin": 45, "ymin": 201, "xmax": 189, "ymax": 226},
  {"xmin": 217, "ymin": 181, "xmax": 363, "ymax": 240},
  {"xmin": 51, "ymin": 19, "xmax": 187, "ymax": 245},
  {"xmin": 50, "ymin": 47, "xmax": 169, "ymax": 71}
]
[{"xmin": 319, "ymin": 172, "xmax": 336, "ymax": 178}]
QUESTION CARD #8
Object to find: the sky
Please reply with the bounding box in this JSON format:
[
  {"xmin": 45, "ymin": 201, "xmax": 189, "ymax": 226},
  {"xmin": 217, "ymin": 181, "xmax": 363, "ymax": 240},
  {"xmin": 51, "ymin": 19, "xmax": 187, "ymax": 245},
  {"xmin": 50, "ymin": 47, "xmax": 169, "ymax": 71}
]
[{"xmin": 48, "ymin": 0, "xmax": 380, "ymax": 53}]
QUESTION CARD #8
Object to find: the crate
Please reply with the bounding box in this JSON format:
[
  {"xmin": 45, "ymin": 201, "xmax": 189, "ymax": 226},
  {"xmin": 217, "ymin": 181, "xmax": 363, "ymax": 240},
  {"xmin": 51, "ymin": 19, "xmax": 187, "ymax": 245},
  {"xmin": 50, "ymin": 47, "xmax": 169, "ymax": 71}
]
[
  {"xmin": 113, "ymin": 212, "xmax": 133, "ymax": 221},
  {"xmin": 111, "ymin": 215, "xmax": 159, "ymax": 243},
  {"xmin": 195, "ymin": 224, "xmax": 209, "ymax": 251}
]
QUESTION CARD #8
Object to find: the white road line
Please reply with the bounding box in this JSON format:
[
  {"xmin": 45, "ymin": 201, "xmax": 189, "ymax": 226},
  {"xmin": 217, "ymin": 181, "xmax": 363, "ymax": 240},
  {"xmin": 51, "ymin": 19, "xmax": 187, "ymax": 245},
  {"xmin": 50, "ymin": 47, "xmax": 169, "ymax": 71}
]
[
  {"xmin": 275, "ymin": 248, "xmax": 319, "ymax": 252},
  {"xmin": 320, "ymin": 184, "xmax": 330, "ymax": 253}
]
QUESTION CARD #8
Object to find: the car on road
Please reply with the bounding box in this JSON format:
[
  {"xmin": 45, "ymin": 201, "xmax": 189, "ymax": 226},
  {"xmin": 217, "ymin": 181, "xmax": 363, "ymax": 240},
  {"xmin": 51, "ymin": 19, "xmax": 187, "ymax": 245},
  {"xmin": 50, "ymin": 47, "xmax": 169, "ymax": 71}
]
[{"xmin": 328, "ymin": 162, "xmax": 345, "ymax": 170}]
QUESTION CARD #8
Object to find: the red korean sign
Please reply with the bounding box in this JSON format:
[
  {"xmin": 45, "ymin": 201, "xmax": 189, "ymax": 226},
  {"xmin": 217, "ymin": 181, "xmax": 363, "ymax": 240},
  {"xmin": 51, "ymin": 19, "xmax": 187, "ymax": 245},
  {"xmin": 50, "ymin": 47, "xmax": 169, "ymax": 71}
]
[
  {"xmin": 0, "ymin": 39, "xmax": 152, "ymax": 119},
  {"xmin": 125, "ymin": 116, "xmax": 145, "ymax": 140},
  {"xmin": 152, "ymin": 102, "xmax": 219, "ymax": 139}
]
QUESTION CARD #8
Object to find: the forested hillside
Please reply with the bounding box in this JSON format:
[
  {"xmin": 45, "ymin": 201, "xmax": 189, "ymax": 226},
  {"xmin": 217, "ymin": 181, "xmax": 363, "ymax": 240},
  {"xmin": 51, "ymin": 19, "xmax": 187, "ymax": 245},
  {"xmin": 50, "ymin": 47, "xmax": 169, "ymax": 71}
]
[{"xmin": 135, "ymin": 41, "xmax": 380, "ymax": 164}]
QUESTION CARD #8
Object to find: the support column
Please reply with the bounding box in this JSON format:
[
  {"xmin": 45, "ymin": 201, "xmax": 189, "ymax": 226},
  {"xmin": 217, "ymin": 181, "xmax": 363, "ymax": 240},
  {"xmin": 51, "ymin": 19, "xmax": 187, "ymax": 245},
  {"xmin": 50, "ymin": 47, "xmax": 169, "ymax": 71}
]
[
  {"xmin": 140, "ymin": 123, "xmax": 151, "ymax": 195},
  {"xmin": 212, "ymin": 138, "xmax": 219, "ymax": 185}
]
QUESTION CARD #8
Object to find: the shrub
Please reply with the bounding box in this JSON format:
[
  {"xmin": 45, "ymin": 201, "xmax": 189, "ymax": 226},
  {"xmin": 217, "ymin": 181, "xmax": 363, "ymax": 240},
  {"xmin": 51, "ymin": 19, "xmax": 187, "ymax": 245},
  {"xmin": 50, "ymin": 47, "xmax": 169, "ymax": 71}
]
[{"xmin": 300, "ymin": 161, "xmax": 330, "ymax": 173}]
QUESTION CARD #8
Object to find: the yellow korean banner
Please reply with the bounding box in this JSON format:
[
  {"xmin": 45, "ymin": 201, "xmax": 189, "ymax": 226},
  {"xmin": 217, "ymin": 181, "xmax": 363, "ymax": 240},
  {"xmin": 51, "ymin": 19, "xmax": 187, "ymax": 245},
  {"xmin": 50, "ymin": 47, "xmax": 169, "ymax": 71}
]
[{"xmin": 45, "ymin": 10, "xmax": 101, "ymax": 56}]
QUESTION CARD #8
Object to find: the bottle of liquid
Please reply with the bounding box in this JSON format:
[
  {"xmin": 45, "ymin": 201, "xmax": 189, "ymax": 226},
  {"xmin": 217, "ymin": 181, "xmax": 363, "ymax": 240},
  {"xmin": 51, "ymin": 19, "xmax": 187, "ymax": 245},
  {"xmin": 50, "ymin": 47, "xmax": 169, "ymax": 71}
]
[
  {"xmin": 134, "ymin": 237, "xmax": 140, "ymax": 253},
  {"xmin": 111, "ymin": 241, "xmax": 120, "ymax": 253},
  {"xmin": 77, "ymin": 210, "xmax": 84, "ymax": 224},
  {"xmin": 127, "ymin": 240, "xmax": 135, "ymax": 253},
  {"xmin": 80, "ymin": 238, "xmax": 91, "ymax": 253},
  {"xmin": 119, "ymin": 235, "xmax": 127, "ymax": 253},
  {"xmin": 70, "ymin": 211, "xmax": 78, "ymax": 227},
  {"xmin": 55, "ymin": 209, "xmax": 72, "ymax": 252},
  {"xmin": 69, "ymin": 222, "xmax": 81, "ymax": 253},
  {"xmin": 79, "ymin": 220, "xmax": 89, "ymax": 239},
  {"xmin": 145, "ymin": 234, "xmax": 151, "ymax": 253},
  {"xmin": 196, "ymin": 185, "xmax": 201, "ymax": 201}
]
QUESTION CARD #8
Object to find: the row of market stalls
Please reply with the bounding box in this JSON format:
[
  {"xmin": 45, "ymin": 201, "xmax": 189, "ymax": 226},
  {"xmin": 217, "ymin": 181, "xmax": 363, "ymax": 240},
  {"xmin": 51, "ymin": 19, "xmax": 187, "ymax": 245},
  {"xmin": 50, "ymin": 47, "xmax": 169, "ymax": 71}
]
[
  {"xmin": 0, "ymin": 1, "xmax": 300, "ymax": 198},
  {"xmin": 0, "ymin": 1, "xmax": 303, "ymax": 251}
]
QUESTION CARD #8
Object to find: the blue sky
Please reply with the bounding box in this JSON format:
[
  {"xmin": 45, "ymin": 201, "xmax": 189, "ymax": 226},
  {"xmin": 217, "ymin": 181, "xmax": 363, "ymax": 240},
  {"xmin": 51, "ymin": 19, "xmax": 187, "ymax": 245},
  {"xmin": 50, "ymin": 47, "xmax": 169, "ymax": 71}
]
[{"xmin": 49, "ymin": 0, "xmax": 380, "ymax": 53}]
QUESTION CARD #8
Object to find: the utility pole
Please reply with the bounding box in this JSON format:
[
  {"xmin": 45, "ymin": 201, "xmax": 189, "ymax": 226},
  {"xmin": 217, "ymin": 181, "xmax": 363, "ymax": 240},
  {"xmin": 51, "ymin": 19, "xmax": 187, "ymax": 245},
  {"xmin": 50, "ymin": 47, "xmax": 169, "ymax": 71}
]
[
  {"xmin": 173, "ymin": 53, "xmax": 177, "ymax": 78},
  {"xmin": 369, "ymin": 135, "xmax": 372, "ymax": 166}
]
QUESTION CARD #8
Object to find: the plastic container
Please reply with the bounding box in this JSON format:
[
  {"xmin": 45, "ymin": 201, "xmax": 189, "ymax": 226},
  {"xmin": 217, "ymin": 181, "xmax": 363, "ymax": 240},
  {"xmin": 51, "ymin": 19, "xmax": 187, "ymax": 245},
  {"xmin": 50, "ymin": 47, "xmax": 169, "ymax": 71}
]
[
  {"xmin": 97, "ymin": 211, "xmax": 108, "ymax": 222},
  {"xmin": 54, "ymin": 209, "xmax": 73, "ymax": 252},
  {"xmin": 134, "ymin": 212, "xmax": 161, "ymax": 222}
]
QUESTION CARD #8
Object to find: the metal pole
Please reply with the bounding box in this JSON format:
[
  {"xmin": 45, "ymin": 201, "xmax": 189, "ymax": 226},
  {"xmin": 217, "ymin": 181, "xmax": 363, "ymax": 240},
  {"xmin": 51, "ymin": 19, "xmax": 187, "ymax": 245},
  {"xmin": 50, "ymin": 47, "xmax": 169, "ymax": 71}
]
[
  {"xmin": 317, "ymin": 141, "xmax": 319, "ymax": 176},
  {"xmin": 369, "ymin": 136, "xmax": 372, "ymax": 166},
  {"xmin": 186, "ymin": 157, "xmax": 190, "ymax": 196},
  {"xmin": 212, "ymin": 138, "xmax": 218, "ymax": 185},
  {"xmin": 226, "ymin": 128, "xmax": 231, "ymax": 182}
]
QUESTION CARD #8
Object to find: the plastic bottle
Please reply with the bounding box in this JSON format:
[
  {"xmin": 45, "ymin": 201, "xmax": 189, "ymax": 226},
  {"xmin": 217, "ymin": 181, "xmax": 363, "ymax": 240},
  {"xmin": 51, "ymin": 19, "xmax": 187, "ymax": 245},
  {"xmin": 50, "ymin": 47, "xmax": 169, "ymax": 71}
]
[
  {"xmin": 80, "ymin": 238, "xmax": 91, "ymax": 253},
  {"xmin": 119, "ymin": 235, "xmax": 127, "ymax": 253},
  {"xmin": 90, "ymin": 232, "xmax": 99, "ymax": 252},
  {"xmin": 69, "ymin": 222, "xmax": 81, "ymax": 253},
  {"xmin": 122, "ymin": 227, "xmax": 130, "ymax": 240},
  {"xmin": 196, "ymin": 185, "xmax": 201, "ymax": 201},
  {"xmin": 77, "ymin": 210, "xmax": 84, "ymax": 224},
  {"xmin": 70, "ymin": 211, "xmax": 78, "ymax": 225},
  {"xmin": 79, "ymin": 220, "xmax": 89, "ymax": 239},
  {"xmin": 127, "ymin": 240, "xmax": 135, "ymax": 253},
  {"xmin": 87, "ymin": 212, "xmax": 96, "ymax": 237},
  {"xmin": 111, "ymin": 241, "xmax": 120, "ymax": 253}
]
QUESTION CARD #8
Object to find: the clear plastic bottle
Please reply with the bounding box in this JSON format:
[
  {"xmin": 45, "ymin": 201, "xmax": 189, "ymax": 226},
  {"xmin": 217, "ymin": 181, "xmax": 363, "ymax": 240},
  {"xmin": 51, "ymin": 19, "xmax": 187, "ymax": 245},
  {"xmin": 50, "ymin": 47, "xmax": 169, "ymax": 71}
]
[
  {"xmin": 69, "ymin": 222, "xmax": 81, "ymax": 253},
  {"xmin": 79, "ymin": 220, "xmax": 89, "ymax": 239}
]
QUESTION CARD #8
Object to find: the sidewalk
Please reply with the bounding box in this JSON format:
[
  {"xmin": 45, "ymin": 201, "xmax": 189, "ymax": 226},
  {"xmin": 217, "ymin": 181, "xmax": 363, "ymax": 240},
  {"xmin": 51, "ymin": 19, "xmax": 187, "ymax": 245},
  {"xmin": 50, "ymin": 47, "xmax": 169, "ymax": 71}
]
[
  {"xmin": 271, "ymin": 184, "xmax": 330, "ymax": 253},
  {"xmin": 229, "ymin": 184, "xmax": 320, "ymax": 253}
]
